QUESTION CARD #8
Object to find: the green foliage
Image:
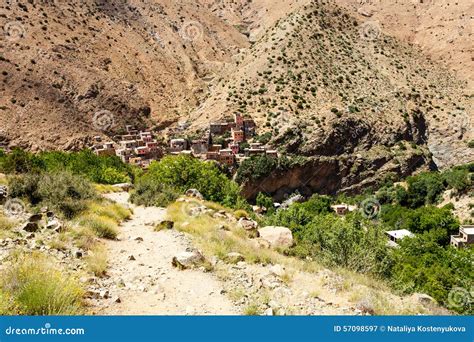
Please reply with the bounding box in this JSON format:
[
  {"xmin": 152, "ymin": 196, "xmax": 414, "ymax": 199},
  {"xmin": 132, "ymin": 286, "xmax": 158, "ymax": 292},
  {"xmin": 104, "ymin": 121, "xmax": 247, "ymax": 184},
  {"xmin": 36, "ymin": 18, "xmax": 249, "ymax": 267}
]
[
  {"xmin": 402, "ymin": 172, "xmax": 446, "ymax": 208},
  {"xmin": 392, "ymin": 232, "xmax": 473, "ymax": 314},
  {"xmin": 130, "ymin": 178, "xmax": 180, "ymax": 207},
  {"xmin": 236, "ymin": 155, "xmax": 277, "ymax": 183},
  {"xmin": 290, "ymin": 214, "xmax": 393, "ymax": 276},
  {"xmin": 131, "ymin": 155, "xmax": 243, "ymax": 208},
  {"xmin": 9, "ymin": 171, "xmax": 96, "ymax": 218},
  {"xmin": 256, "ymin": 192, "xmax": 275, "ymax": 213},
  {"xmin": 381, "ymin": 205, "xmax": 459, "ymax": 245},
  {"xmin": 0, "ymin": 149, "xmax": 132, "ymax": 185},
  {"xmin": 443, "ymin": 168, "xmax": 471, "ymax": 193},
  {"xmin": 263, "ymin": 194, "xmax": 331, "ymax": 229}
]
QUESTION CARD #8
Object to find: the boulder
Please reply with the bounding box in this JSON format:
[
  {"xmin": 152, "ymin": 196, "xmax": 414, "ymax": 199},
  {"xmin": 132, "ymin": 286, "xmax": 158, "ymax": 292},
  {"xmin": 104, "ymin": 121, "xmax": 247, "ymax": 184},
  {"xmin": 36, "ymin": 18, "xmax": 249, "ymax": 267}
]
[
  {"xmin": 269, "ymin": 264, "xmax": 285, "ymax": 277},
  {"xmin": 356, "ymin": 299, "xmax": 375, "ymax": 315},
  {"xmin": 172, "ymin": 250, "xmax": 204, "ymax": 269},
  {"xmin": 185, "ymin": 189, "xmax": 204, "ymax": 200},
  {"xmin": 0, "ymin": 185, "xmax": 8, "ymax": 200},
  {"xmin": 257, "ymin": 226, "xmax": 293, "ymax": 248},
  {"xmin": 238, "ymin": 217, "xmax": 258, "ymax": 231}
]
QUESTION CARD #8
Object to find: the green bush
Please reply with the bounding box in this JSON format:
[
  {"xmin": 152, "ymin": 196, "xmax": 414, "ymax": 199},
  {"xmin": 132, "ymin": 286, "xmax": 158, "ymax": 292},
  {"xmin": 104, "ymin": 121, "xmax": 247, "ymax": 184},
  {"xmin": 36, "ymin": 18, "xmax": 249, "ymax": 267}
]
[
  {"xmin": 132, "ymin": 155, "xmax": 243, "ymax": 207},
  {"xmin": 290, "ymin": 214, "xmax": 393, "ymax": 277},
  {"xmin": 392, "ymin": 232, "xmax": 473, "ymax": 314},
  {"xmin": 9, "ymin": 171, "xmax": 96, "ymax": 218},
  {"xmin": 381, "ymin": 204, "xmax": 459, "ymax": 245},
  {"xmin": 236, "ymin": 155, "xmax": 277, "ymax": 183},
  {"xmin": 1, "ymin": 149, "xmax": 132, "ymax": 185}
]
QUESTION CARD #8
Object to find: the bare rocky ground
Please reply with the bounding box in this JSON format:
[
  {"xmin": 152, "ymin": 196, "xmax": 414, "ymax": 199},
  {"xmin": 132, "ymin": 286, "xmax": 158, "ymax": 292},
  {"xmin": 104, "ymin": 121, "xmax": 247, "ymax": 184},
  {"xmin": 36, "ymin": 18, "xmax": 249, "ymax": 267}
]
[
  {"xmin": 90, "ymin": 192, "xmax": 443, "ymax": 316},
  {"xmin": 93, "ymin": 192, "xmax": 238, "ymax": 315}
]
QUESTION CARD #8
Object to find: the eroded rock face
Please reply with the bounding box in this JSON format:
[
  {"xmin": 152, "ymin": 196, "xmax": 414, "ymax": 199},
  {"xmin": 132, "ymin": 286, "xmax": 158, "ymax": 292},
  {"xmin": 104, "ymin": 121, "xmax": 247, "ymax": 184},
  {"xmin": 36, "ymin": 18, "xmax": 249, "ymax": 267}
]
[{"xmin": 258, "ymin": 226, "xmax": 293, "ymax": 249}]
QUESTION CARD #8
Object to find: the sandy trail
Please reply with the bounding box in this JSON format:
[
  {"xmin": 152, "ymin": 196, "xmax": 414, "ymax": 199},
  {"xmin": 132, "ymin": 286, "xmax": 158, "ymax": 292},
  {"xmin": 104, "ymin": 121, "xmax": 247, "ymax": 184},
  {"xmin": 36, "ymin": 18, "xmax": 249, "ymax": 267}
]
[{"xmin": 99, "ymin": 192, "xmax": 238, "ymax": 315}]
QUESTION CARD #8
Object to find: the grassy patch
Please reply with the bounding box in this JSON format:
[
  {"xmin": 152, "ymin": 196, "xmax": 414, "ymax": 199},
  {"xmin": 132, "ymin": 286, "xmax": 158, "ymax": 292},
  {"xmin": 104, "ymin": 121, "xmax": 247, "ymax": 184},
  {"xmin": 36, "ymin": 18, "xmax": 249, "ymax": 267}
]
[
  {"xmin": 0, "ymin": 252, "xmax": 84, "ymax": 315},
  {"xmin": 84, "ymin": 244, "xmax": 108, "ymax": 277},
  {"xmin": 0, "ymin": 214, "xmax": 16, "ymax": 239},
  {"xmin": 76, "ymin": 214, "xmax": 118, "ymax": 239}
]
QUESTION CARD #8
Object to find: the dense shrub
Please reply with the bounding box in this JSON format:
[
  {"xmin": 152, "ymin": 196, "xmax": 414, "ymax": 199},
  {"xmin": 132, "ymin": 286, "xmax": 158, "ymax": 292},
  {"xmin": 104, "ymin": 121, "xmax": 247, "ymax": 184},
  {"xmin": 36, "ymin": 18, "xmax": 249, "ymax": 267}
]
[
  {"xmin": 381, "ymin": 205, "xmax": 459, "ymax": 245},
  {"xmin": 263, "ymin": 194, "xmax": 331, "ymax": 229},
  {"xmin": 290, "ymin": 214, "xmax": 393, "ymax": 276},
  {"xmin": 400, "ymin": 172, "xmax": 446, "ymax": 208},
  {"xmin": 392, "ymin": 232, "xmax": 473, "ymax": 314},
  {"xmin": 131, "ymin": 155, "xmax": 243, "ymax": 207},
  {"xmin": 9, "ymin": 171, "xmax": 96, "ymax": 218},
  {"xmin": 0, "ymin": 149, "xmax": 132, "ymax": 185},
  {"xmin": 236, "ymin": 155, "xmax": 277, "ymax": 183}
]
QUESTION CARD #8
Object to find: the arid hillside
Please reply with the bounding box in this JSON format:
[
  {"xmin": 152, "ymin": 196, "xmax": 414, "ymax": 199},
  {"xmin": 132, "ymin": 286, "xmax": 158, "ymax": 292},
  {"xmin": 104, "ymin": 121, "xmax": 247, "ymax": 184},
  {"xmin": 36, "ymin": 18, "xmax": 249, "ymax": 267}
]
[
  {"xmin": 336, "ymin": 0, "xmax": 474, "ymax": 89},
  {"xmin": 0, "ymin": 0, "xmax": 248, "ymax": 150},
  {"xmin": 1, "ymin": 0, "xmax": 472, "ymax": 174}
]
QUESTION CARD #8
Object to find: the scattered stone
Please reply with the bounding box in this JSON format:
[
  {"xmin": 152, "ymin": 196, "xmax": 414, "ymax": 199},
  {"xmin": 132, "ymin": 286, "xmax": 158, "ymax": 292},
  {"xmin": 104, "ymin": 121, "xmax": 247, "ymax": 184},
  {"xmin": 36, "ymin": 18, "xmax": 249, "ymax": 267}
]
[
  {"xmin": 22, "ymin": 222, "xmax": 40, "ymax": 233},
  {"xmin": 25, "ymin": 233, "xmax": 35, "ymax": 239},
  {"xmin": 75, "ymin": 250, "xmax": 84, "ymax": 259},
  {"xmin": 356, "ymin": 299, "xmax": 375, "ymax": 315},
  {"xmin": 225, "ymin": 252, "xmax": 245, "ymax": 264},
  {"xmin": 100, "ymin": 290, "xmax": 110, "ymax": 299},
  {"xmin": 134, "ymin": 236, "xmax": 144, "ymax": 242},
  {"xmin": 46, "ymin": 218, "xmax": 62, "ymax": 231},
  {"xmin": 258, "ymin": 226, "xmax": 293, "ymax": 248},
  {"xmin": 185, "ymin": 189, "xmax": 204, "ymax": 200},
  {"xmin": 113, "ymin": 296, "xmax": 121, "ymax": 303},
  {"xmin": 172, "ymin": 250, "xmax": 204, "ymax": 269},
  {"xmin": 128, "ymin": 255, "xmax": 136, "ymax": 261}
]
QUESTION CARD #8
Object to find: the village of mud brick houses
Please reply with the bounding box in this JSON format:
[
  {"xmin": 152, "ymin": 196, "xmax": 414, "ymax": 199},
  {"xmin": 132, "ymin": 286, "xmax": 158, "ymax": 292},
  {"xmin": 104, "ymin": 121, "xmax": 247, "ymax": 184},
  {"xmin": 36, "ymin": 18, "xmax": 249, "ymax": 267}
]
[{"xmin": 91, "ymin": 113, "xmax": 278, "ymax": 169}]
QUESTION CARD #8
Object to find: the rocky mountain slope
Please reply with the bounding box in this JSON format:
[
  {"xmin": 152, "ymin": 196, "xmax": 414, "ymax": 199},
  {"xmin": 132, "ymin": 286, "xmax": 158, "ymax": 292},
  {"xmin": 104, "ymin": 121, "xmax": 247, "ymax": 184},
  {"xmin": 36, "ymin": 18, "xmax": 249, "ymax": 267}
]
[
  {"xmin": 335, "ymin": 0, "xmax": 474, "ymax": 89},
  {"xmin": 1, "ymin": 0, "xmax": 472, "ymax": 194},
  {"xmin": 0, "ymin": 0, "xmax": 248, "ymax": 150}
]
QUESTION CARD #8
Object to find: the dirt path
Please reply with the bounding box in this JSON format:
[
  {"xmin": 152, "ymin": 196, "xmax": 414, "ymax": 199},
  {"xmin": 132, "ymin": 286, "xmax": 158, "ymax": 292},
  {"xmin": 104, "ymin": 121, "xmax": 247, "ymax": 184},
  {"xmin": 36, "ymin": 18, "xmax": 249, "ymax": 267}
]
[{"xmin": 98, "ymin": 192, "xmax": 238, "ymax": 315}]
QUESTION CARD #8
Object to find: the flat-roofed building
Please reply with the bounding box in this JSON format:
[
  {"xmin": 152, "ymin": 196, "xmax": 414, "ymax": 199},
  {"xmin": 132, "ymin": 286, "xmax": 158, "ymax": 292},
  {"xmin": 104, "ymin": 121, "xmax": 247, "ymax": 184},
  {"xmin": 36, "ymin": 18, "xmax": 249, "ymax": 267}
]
[{"xmin": 451, "ymin": 225, "xmax": 474, "ymax": 248}]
